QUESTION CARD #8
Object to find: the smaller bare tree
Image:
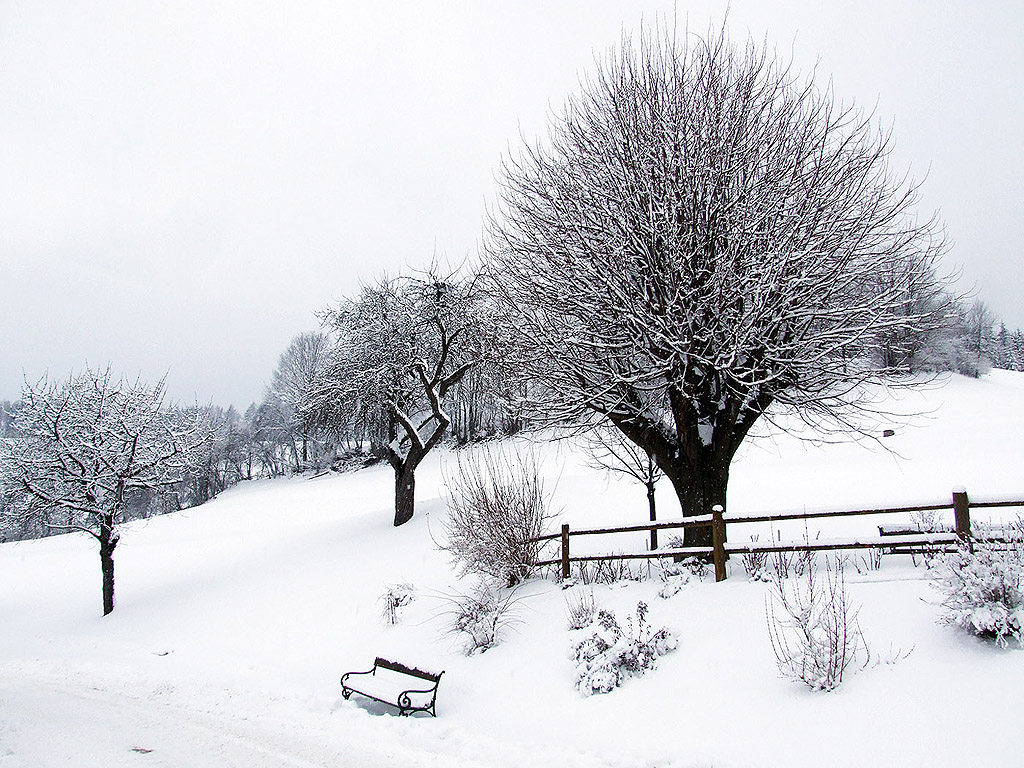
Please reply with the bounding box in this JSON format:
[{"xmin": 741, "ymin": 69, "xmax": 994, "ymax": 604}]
[
  {"xmin": 0, "ymin": 368, "xmax": 208, "ymax": 615},
  {"xmin": 584, "ymin": 424, "xmax": 664, "ymax": 549}
]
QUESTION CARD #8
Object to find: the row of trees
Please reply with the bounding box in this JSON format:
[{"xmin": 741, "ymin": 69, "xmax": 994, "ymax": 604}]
[{"xmin": 980, "ymin": 317, "xmax": 1024, "ymax": 375}]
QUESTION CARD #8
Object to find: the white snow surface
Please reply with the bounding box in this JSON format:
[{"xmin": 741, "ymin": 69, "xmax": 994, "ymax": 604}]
[{"xmin": 3, "ymin": 371, "xmax": 1024, "ymax": 767}]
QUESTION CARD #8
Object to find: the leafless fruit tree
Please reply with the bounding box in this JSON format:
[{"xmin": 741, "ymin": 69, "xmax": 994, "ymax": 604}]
[
  {"xmin": 487, "ymin": 26, "xmax": 947, "ymax": 543},
  {"xmin": 310, "ymin": 268, "xmax": 489, "ymax": 526},
  {"xmin": 0, "ymin": 368, "xmax": 207, "ymax": 615}
]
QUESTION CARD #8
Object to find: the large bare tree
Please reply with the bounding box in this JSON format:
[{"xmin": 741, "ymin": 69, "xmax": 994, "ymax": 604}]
[
  {"xmin": 0, "ymin": 369, "xmax": 206, "ymax": 614},
  {"xmin": 487, "ymin": 27, "xmax": 947, "ymax": 544}
]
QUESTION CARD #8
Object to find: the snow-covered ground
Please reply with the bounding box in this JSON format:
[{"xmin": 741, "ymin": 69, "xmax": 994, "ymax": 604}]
[{"xmin": 2, "ymin": 372, "xmax": 1023, "ymax": 768}]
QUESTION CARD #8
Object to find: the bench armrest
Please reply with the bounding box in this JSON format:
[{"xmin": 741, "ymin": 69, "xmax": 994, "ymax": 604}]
[
  {"xmin": 340, "ymin": 667, "xmax": 376, "ymax": 686},
  {"xmin": 399, "ymin": 684, "xmax": 438, "ymax": 697}
]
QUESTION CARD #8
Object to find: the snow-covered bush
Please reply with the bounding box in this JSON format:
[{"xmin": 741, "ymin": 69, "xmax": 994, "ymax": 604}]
[
  {"xmin": 573, "ymin": 556, "xmax": 644, "ymax": 585},
  {"xmin": 930, "ymin": 522, "xmax": 1024, "ymax": 648},
  {"xmin": 766, "ymin": 555, "xmax": 869, "ymax": 691},
  {"xmin": 740, "ymin": 536, "xmax": 771, "ymax": 581},
  {"xmin": 441, "ymin": 445, "xmax": 554, "ymax": 587},
  {"xmin": 445, "ymin": 582, "xmax": 522, "ymax": 655},
  {"xmin": 768, "ymin": 528, "xmax": 817, "ymax": 582},
  {"xmin": 663, "ymin": 537, "xmax": 710, "ymax": 576},
  {"xmin": 769, "ymin": 547, "xmax": 795, "ymax": 581},
  {"xmin": 909, "ymin": 509, "xmax": 947, "ymax": 569},
  {"xmin": 379, "ymin": 583, "xmax": 415, "ymax": 625},
  {"xmin": 657, "ymin": 575, "xmax": 687, "ymax": 599},
  {"xmin": 852, "ymin": 548, "xmax": 883, "ymax": 575},
  {"xmin": 572, "ymin": 602, "xmax": 678, "ymax": 695},
  {"xmin": 675, "ymin": 556, "xmax": 709, "ymax": 580},
  {"xmin": 565, "ymin": 588, "xmax": 598, "ymax": 630},
  {"xmin": 656, "ymin": 558, "xmax": 707, "ymax": 598}
]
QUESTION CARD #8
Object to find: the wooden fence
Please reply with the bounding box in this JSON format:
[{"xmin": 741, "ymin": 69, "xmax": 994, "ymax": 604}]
[{"xmin": 527, "ymin": 487, "xmax": 1024, "ymax": 582}]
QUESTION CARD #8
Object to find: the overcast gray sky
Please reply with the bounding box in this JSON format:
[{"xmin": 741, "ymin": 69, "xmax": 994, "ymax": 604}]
[{"xmin": 2, "ymin": 1, "xmax": 1022, "ymax": 407}]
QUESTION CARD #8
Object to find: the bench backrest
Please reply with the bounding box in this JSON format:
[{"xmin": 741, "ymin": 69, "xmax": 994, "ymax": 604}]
[{"xmin": 374, "ymin": 657, "xmax": 443, "ymax": 683}]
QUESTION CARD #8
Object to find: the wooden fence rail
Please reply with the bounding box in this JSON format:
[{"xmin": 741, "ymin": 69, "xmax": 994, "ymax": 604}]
[{"xmin": 527, "ymin": 487, "xmax": 1024, "ymax": 583}]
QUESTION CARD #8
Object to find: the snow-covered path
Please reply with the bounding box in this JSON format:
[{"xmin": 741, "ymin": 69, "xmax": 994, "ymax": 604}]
[
  {"xmin": 0, "ymin": 660, "xmax": 648, "ymax": 768},
  {"xmin": 0, "ymin": 663, "xmax": 378, "ymax": 768}
]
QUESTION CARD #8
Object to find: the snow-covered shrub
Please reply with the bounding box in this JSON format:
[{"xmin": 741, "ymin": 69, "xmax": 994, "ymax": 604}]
[
  {"xmin": 909, "ymin": 509, "xmax": 945, "ymax": 569},
  {"xmin": 794, "ymin": 539, "xmax": 817, "ymax": 578},
  {"xmin": 664, "ymin": 534, "xmax": 684, "ymax": 551},
  {"xmin": 658, "ymin": 575, "xmax": 687, "ymax": 599},
  {"xmin": 656, "ymin": 558, "xmax": 706, "ymax": 598},
  {"xmin": 441, "ymin": 445, "xmax": 554, "ymax": 587},
  {"xmin": 379, "ymin": 583, "xmax": 415, "ymax": 625},
  {"xmin": 930, "ymin": 521, "xmax": 1024, "ymax": 648},
  {"xmin": 572, "ymin": 602, "xmax": 678, "ymax": 695},
  {"xmin": 769, "ymin": 528, "xmax": 817, "ymax": 581},
  {"xmin": 766, "ymin": 555, "xmax": 869, "ymax": 691},
  {"xmin": 445, "ymin": 582, "xmax": 522, "ymax": 655},
  {"xmin": 683, "ymin": 556, "xmax": 709, "ymax": 579},
  {"xmin": 663, "ymin": 536, "xmax": 711, "ymax": 577},
  {"xmin": 565, "ymin": 588, "xmax": 598, "ymax": 630},
  {"xmin": 740, "ymin": 536, "xmax": 771, "ymax": 581},
  {"xmin": 573, "ymin": 556, "xmax": 644, "ymax": 585},
  {"xmin": 911, "ymin": 509, "xmax": 943, "ymax": 533},
  {"xmin": 769, "ymin": 547, "xmax": 795, "ymax": 581},
  {"xmin": 853, "ymin": 548, "xmax": 883, "ymax": 575}
]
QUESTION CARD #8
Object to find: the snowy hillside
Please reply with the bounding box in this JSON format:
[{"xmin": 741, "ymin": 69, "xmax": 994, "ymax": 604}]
[{"xmin": 2, "ymin": 372, "xmax": 1023, "ymax": 768}]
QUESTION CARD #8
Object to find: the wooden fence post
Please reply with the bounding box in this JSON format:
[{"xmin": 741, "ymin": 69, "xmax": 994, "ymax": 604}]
[
  {"xmin": 712, "ymin": 505, "xmax": 727, "ymax": 582},
  {"xmin": 561, "ymin": 523, "xmax": 571, "ymax": 581},
  {"xmin": 952, "ymin": 486, "xmax": 972, "ymax": 551}
]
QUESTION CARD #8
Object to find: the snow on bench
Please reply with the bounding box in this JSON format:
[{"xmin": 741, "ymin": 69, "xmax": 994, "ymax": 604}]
[{"xmin": 340, "ymin": 657, "xmax": 444, "ymax": 717}]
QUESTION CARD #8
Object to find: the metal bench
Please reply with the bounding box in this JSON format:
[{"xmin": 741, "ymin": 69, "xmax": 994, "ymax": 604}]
[{"xmin": 340, "ymin": 657, "xmax": 444, "ymax": 717}]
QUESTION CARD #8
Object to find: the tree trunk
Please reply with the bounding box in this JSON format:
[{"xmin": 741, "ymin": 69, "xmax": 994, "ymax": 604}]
[
  {"xmin": 98, "ymin": 517, "xmax": 118, "ymax": 616},
  {"xmin": 607, "ymin": 402, "xmax": 724, "ymax": 551},
  {"xmin": 393, "ymin": 462, "xmax": 417, "ymax": 527},
  {"xmin": 659, "ymin": 448, "xmax": 730, "ymax": 549}
]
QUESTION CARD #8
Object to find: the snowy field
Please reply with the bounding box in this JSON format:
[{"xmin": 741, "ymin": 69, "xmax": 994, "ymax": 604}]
[{"xmin": 2, "ymin": 372, "xmax": 1023, "ymax": 768}]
